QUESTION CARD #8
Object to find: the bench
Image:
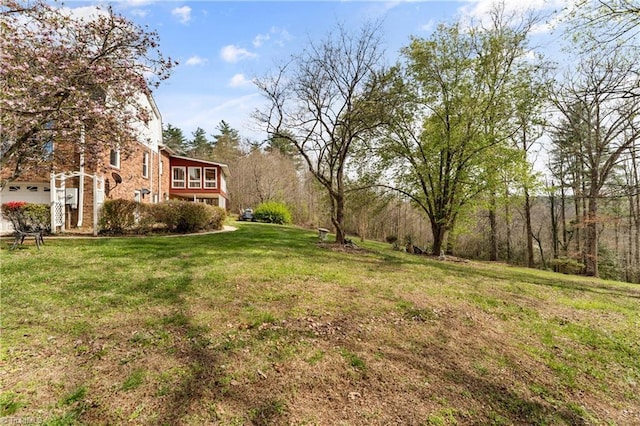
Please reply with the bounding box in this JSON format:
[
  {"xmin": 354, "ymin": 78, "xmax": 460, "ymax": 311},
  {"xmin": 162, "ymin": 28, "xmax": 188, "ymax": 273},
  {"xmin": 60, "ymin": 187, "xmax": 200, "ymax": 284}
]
[{"xmin": 10, "ymin": 228, "xmax": 44, "ymax": 250}]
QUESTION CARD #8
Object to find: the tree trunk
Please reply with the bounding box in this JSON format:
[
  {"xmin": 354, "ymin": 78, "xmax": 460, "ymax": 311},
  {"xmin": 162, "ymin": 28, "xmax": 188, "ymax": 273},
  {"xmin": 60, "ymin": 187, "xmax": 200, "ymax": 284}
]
[
  {"xmin": 628, "ymin": 196, "xmax": 634, "ymax": 282},
  {"xmin": 489, "ymin": 196, "xmax": 498, "ymax": 261},
  {"xmin": 573, "ymin": 167, "xmax": 582, "ymax": 260},
  {"xmin": 504, "ymin": 191, "xmax": 512, "ymax": 263},
  {"xmin": 431, "ymin": 220, "xmax": 447, "ymax": 256},
  {"xmin": 635, "ymin": 196, "xmax": 640, "ymax": 279},
  {"xmin": 533, "ymin": 232, "xmax": 546, "ymax": 269},
  {"xmin": 524, "ymin": 186, "xmax": 534, "ymax": 268},
  {"xmin": 634, "ymin": 151, "xmax": 640, "ymax": 270},
  {"xmin": 585, "ymin": 187, "xmax": 599, "ymax": 277},
  {"xmin": 549, "ymin": 184, "xmax": 559, "ymax": 262},
  {"xmin": 581, "ymin": 178, "xmax": 588, "ymax": 268},
  {"xmin": 560, "ymin": 178, "xmax": 568, "ymax": 255},
  {"xmin": 332, "ymin": 190, "xmax": 346, "ymax": 244}
]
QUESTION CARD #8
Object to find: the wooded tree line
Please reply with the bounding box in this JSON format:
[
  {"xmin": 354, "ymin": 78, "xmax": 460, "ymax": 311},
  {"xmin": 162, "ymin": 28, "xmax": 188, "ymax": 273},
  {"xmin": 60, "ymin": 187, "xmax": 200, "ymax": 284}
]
[{"xmin": 168, "ymin": 2, "xmax": 640, "ymax": 282}]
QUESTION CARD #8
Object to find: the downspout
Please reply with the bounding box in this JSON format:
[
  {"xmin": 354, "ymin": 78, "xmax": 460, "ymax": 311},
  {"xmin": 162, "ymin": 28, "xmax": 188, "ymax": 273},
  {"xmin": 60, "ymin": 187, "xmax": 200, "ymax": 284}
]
[
  {"xmin": 93, "ymin": 175, "xmax": 98, "ymax": 236},
  {"xmin": 157, "ymin": 148, "xmax": 163, "ymax": 202},
  {"xmin": 77, "ymin": 126, "xmax": 85, "ymax": 227},
  {"xmin": 149, "ymin": 150, "xmax": 154, "ymax": 203}
]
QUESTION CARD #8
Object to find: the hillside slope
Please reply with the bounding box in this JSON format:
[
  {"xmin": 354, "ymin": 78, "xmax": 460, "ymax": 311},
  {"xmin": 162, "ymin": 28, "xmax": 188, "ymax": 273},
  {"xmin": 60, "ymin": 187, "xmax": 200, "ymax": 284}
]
[{"xmin": 1, "ymin": 223, "xmax": 639, "ymax": 424}]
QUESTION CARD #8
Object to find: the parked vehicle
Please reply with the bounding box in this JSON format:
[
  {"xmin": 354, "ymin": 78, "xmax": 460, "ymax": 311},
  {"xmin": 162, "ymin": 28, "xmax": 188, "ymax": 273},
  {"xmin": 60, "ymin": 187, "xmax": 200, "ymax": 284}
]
[{"xmin": 239, "ymin": 208, "xmax": 255, "ymax": 221}]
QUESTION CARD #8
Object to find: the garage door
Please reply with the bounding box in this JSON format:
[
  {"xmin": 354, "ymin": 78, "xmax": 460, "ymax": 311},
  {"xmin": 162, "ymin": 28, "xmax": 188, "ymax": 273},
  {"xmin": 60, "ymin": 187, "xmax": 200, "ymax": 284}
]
[{"xmin": 0, "ymin": 183, "xmax": 51, "ymax": 233}]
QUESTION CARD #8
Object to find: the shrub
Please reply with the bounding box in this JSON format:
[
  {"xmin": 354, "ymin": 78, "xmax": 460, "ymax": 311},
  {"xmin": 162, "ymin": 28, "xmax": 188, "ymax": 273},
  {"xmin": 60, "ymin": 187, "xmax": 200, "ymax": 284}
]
[
  {"xmin": 1, "ymin": 202, "xmax": 50, "ymax": 232},
  {"xmin": 2, "ymin": 201, "xmax": 28, "ymax": 229},
  {"xmin": 598, "ymin": 245, "xmax": 623, "ymax": 281},
  {"xmin": 385, "ymin": 235, "xmax": 398, "ymax": 245},
  {"xmin": 151, "ymin": 201, "xmax": 182, "ymax": 232},
  {"xmin": 207, "ymin": 205, "xmax": 227, "ymax": 230},
  {"xmin": 550, "ymin": 256, "xmax": 585, "ymax": 275},
  {"xmin": 135, "ymin": 203, "xmax": 158, "ymax": 234},
  {"xmin": 22, "ymin": 204, "xmax": 51, "ymax": 232},
  {"xmin": 152, "ymin": 200, "xmax": 226, "ymax": 233},
  {"xmin": 99, "ymin": 199, "xmax": 138, "ymax": 234},
  {"xmin": 253, "ymin": 201, "xmax": 292, "ymax": 225},
  {"xmin": 175, "ymin": 202, "xmax": 211, "ymax": 233}
]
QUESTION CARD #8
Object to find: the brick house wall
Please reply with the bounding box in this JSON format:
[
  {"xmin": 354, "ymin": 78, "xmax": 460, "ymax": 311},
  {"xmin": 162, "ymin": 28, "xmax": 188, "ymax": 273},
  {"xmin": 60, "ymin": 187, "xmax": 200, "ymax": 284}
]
[{"xmin": 1, "ymin": 93, "xmax": 230, "ymax": 233}]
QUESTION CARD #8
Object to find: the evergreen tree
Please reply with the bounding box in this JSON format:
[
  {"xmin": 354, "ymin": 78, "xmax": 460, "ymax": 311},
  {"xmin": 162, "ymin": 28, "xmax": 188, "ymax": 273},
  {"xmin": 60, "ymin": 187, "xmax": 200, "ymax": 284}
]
[
  {"xmin": 266, "ymin": 131, "xmax": 298, "ymax": 159},
  {"xmin": 162, "ymin": 124, "xmax": 188, "ymax": 154},
  {"xmin": 188, "ymin": 127, "xmax": 213, "ymax": 159},
  {"xmin": 211, "ymin": 120, "xmax": 242, "ymax": 164}
]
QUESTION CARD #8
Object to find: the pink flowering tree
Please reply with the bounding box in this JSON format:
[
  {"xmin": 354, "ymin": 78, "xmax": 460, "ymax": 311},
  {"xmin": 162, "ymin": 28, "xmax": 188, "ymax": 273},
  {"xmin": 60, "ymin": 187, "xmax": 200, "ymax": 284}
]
[{"xmin": 0, "ymin": 0, "xmax": 175, "ymax": 186}]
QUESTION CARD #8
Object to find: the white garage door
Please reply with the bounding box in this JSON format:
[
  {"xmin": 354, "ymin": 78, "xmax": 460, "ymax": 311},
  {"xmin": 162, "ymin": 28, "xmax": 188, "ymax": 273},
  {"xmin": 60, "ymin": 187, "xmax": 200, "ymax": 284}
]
[{"xmin": 0, "ymin": 183, "xmax": 51, "ymax": 233}]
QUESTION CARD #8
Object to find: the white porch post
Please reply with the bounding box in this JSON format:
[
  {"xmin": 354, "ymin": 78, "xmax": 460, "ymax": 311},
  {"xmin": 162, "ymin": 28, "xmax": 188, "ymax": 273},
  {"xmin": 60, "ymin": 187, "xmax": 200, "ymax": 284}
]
[
  {"xmin": 59, "ymin": 177, "xmax": 66, "ymax": 233},
  {"xmin": 77, "ymin": 127, "xmax": 85, "ymax": 227},
  {"xmin": 93, "ymin": 175, "xmax": 98, "ymax": 236},
  {"xmin": 50, "ymin": 173, "xmax": 57, "ymax": 234}
]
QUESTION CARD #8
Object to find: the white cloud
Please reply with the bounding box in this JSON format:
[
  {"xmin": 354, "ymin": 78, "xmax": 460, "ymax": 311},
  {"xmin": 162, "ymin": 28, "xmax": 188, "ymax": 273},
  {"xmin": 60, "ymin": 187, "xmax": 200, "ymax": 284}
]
[
  {"xmin": 420, "ymin": 19, "xmax": 436, "ymax": 33},
  {"xmin": 155, "ymin": 93, "xmax": 265, "ymax": 142},
  {"xmin": 59, "ymin": 6, "xmax": 107, "ymax": 21},
  {"xmin": 118, "ymin": 0, "xmax": 155, "ymax": 6},
  {"xmin": 253, "ymin": 27, "xmax": 292, "ymax": 48},
  {"xmin": 270, "ymin": 27, "xmax": 292, "ymax": 47},
  {"xmin": 130, "ymin": 9, "xmax": 149, "ymax": 18},
  {"xmin": 171, "ymin": 6, "xmax": 192, "ymax": 24},
  {"xmin": 229, "ymin": 73, "xmax": 253, "ymax": 88},
  {"xmin": 457, "ymin": 0, "xmax": 566, "ymax": 33},
  {"xmin": 253, "ymin": 33, "xmax": 270, "ymax": 48},
  {"xmin": 220, "ymin": 45, "xmax": 257, "ymax": 63},
  {"xmin": 185, "ymin": 55, "xmax": 207, "ymax": 66}
]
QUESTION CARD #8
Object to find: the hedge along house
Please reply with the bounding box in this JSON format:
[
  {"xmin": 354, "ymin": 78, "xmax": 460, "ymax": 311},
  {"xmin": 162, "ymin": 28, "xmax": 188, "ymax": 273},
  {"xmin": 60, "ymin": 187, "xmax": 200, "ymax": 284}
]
[{"xmin": 0, "ymin": 93, "xmax": 230, "ymax": 235}]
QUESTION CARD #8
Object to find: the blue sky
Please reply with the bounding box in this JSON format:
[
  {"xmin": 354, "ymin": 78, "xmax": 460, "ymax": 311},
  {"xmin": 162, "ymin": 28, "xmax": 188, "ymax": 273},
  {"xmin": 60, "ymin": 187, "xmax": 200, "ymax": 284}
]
[{"xmin": 66, "ymin": 0, "xmax": 568, "ymax": 143}]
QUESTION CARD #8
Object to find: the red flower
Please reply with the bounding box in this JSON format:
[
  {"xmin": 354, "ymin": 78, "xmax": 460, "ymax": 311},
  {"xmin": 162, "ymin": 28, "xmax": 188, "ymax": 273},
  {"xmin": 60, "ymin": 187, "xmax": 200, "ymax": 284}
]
[{"xmin": 2, "ymin": 201, "xmax": 27, "ymax": 212}]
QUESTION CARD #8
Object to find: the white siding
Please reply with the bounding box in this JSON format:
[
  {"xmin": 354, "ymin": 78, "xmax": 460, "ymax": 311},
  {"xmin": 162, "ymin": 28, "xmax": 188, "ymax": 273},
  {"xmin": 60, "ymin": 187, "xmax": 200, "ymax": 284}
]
[{"xmin": 130, "ymin": 93, "xmax": 162, "ymax": 153}]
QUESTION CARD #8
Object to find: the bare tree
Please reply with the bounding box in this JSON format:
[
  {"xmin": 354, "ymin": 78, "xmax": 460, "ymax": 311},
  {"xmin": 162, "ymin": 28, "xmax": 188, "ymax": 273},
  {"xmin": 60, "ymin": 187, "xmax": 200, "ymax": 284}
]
[
  {"xmin": 230, "ymin": 149, "xmax": 301, "ymax": 214},
  {"xmin": 254, "ymin": 22, "xmax": 388, "ymax": 244},
  {"xmin": 568, "ymin": 0, "xmax": 640, "ymax": 49},
  {"xmin": 551, "ymin": 49, "xmax": 640, "ymax": 276}
]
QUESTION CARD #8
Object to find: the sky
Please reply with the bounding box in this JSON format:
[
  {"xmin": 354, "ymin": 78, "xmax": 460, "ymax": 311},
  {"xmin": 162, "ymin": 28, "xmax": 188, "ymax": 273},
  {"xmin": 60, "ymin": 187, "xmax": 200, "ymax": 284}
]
[{"xmin": 64, "ymin": 0, "xmax": 569, "ymax": 143}]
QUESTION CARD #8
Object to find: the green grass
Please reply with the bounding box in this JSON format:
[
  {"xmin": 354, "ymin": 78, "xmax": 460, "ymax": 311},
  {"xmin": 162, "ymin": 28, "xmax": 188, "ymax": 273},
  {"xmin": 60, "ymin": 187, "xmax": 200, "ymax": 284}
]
[
  {"xmin": 122, "ymin": 369, "xmax": 145, "ymax": 391},
  {"xmin": 0, "ymin": 391, "xmax": 25, "ymax": 416},
  {"xmin": 1, "ymin": 222, "xmax": 639, "ymax": 425}
]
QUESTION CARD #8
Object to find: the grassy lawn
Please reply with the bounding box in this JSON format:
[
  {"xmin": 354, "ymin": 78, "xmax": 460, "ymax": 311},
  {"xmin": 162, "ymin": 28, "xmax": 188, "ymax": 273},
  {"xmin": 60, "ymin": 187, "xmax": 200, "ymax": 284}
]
[{"xmin": 1, "ymin": 222, "xmax": 639, "ymax": 425}]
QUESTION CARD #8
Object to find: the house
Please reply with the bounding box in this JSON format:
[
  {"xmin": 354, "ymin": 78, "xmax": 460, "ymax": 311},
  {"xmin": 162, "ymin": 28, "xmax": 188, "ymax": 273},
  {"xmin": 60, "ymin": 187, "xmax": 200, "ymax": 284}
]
[
  {"xmin": 0, "ymin": 93, "xmax": 229, "ymax": 234},
  {"xmin": 165, "ymin": 153, "xmax": 230, "ymax": 206}
]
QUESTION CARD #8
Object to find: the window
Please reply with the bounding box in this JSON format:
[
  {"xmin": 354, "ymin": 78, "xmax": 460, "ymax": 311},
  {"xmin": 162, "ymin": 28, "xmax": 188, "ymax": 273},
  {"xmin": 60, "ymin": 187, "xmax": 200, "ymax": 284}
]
[
  {"xmin": 110, "ymin": 149, "xmax": 120, "ymax": 168},
  {"xmin": 188, "ymin": 167, "xmax": 201, "ymax": 188},
  {"xmin": 43, "ymin": 121, "xmax": 54, "ymax": 158},
  {"xmin": 172, "ymin": 167, "xmax": 186, "ymax": 188},
  {"xmin": 43, "ymin": 140, "xmax": 54, "ymax": 157},
  {"xmin": 142, "ymin": 152, "xmax": 149, "ymax": 178},
  {"xmin": 204, "ymin": 167, "xmax": 217, "ymax": 189}
]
